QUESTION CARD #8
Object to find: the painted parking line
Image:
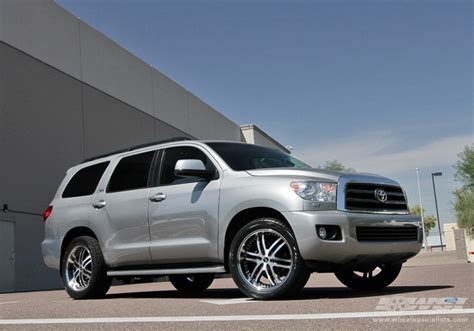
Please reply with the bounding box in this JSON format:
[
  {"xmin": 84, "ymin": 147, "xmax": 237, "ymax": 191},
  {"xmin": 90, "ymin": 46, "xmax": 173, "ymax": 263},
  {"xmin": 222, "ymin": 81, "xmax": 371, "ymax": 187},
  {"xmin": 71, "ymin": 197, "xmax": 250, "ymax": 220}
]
[
  {"xmin": 200, "ymin": 298, "xmax": 255, "ymax": 305},
  {"xmin": 0, "ymin": 309, "xmax": 473, "ymax": 325}
]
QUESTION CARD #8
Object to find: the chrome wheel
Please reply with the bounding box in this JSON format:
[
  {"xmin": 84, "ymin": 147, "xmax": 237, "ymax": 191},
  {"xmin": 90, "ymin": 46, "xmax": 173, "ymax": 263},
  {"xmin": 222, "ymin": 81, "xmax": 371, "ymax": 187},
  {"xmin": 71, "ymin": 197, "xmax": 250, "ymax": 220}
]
[
  {"xmin": 65, "ymin": 245, "xmax": 92, "ymax": 291},
  {"xmin": 237, "ymin": 229, "xmax": 294, "ymax": 291}
]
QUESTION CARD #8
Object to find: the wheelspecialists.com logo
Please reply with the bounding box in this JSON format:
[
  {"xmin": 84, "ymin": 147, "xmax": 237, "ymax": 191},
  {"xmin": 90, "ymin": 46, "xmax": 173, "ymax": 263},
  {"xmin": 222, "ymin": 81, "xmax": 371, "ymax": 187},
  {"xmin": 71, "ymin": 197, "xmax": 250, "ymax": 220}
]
[{"xmin": 375, "ymin": 297, "xmax": 467, "ymax": 311}]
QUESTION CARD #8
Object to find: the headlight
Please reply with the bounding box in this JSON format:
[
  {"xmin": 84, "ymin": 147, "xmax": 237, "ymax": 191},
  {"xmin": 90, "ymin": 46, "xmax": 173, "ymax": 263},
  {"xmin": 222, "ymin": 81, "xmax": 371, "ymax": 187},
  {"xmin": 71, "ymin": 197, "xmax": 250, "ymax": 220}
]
[{"xmin": 290, "ymin": 181, "xmax": 337, "ymax": 202}]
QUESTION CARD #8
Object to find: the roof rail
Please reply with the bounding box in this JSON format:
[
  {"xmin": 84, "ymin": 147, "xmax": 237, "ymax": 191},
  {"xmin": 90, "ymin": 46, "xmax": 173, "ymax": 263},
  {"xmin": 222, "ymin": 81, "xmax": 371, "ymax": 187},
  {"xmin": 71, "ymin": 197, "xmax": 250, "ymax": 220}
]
[{"xmin": 81, "ymin": 137, "xmax": 192, "ymax": 163}]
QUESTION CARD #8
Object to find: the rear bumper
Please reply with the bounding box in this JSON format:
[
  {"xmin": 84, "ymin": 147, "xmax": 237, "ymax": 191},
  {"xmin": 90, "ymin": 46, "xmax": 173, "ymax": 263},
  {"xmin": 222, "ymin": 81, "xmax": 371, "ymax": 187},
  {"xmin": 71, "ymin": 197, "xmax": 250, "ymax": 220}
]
[
  {"xmin": 41, "ymin": 238, "xmax": 61, "ymax": 270},
  {"xmin": 283, "ymin": 210, "xmax": 422, "ymax": 265}
]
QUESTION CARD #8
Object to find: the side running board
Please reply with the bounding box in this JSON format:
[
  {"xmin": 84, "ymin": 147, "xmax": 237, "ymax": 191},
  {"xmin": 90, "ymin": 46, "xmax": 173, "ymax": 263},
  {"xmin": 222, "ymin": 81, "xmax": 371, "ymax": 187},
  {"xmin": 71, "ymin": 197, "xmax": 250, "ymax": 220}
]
[{"xmin": 107, "ymin": 265, "xmax": 227, "ymax": 277}]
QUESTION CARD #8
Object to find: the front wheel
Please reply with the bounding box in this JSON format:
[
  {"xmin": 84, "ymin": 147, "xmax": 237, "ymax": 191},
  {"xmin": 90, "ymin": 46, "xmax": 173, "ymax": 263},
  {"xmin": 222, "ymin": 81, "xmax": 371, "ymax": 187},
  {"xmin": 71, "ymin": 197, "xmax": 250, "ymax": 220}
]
[
  {"xmin": 61, "ymin": 236, "xmax": 111, "ymax": 299},
  {"xmin": 229, "ymin": 218, "xmax": 310, "ymax": 300},
  {"xmin": 334, "ymin": 264, "xmax": 402, "ymax": 291}
]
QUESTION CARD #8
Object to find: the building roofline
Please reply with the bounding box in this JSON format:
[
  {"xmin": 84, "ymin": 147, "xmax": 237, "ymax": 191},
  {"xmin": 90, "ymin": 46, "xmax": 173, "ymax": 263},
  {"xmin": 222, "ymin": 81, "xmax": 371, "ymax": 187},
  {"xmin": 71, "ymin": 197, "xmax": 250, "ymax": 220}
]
[{"xmin": 240, "ymin": 124, "xmax": 290, "ymax": 153}]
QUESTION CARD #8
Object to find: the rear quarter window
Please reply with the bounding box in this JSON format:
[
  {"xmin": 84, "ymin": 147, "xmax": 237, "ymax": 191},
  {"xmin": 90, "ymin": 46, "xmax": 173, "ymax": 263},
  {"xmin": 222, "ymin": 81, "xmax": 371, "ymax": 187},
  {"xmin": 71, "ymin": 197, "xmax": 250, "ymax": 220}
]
[{"xmin": 62, "ymin": 162, "xmax": 109, "ymax": 198}]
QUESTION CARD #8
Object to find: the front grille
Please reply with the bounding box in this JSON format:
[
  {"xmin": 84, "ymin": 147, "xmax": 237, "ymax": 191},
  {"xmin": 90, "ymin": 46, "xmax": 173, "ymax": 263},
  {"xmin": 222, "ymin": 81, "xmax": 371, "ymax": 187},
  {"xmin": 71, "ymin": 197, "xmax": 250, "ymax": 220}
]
[
  {"xmin": 356, "ymin": 226, "xmax": 418, "ymax": 242},
  {"xmin": 345, "ymin": 183, "xmax": 408, "ymax": 213}
]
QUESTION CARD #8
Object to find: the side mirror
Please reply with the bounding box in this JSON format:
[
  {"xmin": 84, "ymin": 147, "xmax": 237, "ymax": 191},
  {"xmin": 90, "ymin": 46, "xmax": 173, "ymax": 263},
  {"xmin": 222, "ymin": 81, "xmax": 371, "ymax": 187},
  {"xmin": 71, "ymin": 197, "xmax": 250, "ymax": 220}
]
[{"xmin": 174, "ymin": 159, "xmax": 215, "ymax": 179}]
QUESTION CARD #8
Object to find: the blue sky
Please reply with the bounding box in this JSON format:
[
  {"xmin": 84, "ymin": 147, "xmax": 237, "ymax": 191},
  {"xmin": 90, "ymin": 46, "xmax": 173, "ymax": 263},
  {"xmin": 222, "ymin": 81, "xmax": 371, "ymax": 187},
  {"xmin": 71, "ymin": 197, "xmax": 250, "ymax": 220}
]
[{"xmin": 58, "ymin": 0, "xmax": 473, "ymax": 241}]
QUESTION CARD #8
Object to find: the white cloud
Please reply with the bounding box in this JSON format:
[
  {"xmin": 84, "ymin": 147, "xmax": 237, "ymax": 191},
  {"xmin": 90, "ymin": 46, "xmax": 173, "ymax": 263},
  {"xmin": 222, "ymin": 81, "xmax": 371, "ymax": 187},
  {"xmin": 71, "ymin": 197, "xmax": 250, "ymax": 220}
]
[{"xmin": 294, "ymin": 131, "xmax": 473, "ymax": 177}]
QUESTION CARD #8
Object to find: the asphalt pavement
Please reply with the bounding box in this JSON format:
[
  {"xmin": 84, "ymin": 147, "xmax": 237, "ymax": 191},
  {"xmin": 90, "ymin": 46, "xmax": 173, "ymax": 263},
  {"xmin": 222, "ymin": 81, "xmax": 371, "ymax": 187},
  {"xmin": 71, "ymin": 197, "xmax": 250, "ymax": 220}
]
[{"xmin": 0, "ymin": 263, "xmax": 473, "ymax": 330}]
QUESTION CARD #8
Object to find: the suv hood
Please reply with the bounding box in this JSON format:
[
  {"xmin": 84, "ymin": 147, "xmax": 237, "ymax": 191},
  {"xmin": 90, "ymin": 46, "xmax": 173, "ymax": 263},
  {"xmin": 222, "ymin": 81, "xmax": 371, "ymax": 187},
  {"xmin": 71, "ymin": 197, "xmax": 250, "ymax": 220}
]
[{"xmin": 245, "ymin": 168, "xmax": 399, "ymax": 185}]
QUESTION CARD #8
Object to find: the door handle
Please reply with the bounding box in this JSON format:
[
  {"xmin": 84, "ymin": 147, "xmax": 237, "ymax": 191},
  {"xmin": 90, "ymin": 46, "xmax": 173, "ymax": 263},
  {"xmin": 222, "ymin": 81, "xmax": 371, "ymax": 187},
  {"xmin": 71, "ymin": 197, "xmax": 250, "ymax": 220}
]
[
  {"xmin": 149, "ymin": 193, "xmax": 166, "ymax": 202},
  {"xmin": 93, "ymin": 200, "xmax": 107, "ymax": 209}
]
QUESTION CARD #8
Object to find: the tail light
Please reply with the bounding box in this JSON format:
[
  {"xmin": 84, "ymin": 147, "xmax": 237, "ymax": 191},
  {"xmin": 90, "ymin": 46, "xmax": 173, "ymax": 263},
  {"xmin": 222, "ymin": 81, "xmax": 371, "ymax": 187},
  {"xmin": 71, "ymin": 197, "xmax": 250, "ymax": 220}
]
[{"xmin": 43, "ymin": 206, "xmax": 53, "ymax": 222}]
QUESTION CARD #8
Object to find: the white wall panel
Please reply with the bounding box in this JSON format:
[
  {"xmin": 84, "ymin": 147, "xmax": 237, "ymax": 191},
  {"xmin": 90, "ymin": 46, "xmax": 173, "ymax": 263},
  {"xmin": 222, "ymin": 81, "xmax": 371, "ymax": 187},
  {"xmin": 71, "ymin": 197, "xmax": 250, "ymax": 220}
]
[
  {"xmin": 1, "ymin": 42, "xmax": 84, "ymax": 213},
  {"xmin": 188, "ymin": 94, "xmax": 216, "ymax": 139},
  {"xmin": 214, "ymin": 112, "xmax": 242, "ymax": 141},
  {"xmin": 0, "ymin": 0, "xmax": 251, "ymax": 147},
  {"xmin": 82, "ymin": 85, "xmax": 155, "ymax": 159},
  {"xmin": 154, "ymin": 119, "xmax": 191, "ymax": 140},
  {"xmin": 152, "ymin": 70, "xmax": 190, "ymax": 133},
  {"xmin": 80, "ymin": 22, "xmax": 153, "ymax": 115},
  {"xmin": 1, "ymin": 0, "xmax": 81, "ymax": 79}
]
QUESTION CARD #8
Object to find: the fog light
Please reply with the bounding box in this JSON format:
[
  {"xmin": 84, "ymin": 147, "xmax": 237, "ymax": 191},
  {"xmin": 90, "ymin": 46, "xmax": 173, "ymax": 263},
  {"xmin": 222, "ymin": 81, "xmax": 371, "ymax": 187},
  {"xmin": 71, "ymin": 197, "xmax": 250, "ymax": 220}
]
[
  {"xmin": 316, "ymin": 225, "xmax": 342, "ymax": 241},
  {"xmin": 318, "ymin": 226, "xmax": 327, "ymax": 239}
]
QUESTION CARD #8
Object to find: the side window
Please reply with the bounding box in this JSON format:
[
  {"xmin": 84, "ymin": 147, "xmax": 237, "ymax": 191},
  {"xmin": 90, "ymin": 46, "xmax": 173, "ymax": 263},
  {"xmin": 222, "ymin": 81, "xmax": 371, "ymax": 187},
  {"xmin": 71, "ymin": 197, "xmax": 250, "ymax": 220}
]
[
  {"xmin": 107, "ymin": 151, "xmax": 155, "ymax": 193},
  {"xmin": 159, "ymin": 146, "xmax": 216, "ymax": 186},
  {"xmin": 62, "ymin": 162, "xmax": 109, "ymax": 198}
]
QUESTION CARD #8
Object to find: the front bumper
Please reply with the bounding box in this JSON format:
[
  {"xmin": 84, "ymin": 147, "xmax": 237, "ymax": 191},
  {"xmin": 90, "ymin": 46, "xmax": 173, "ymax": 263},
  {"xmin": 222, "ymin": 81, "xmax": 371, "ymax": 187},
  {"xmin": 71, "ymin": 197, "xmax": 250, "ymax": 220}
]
[{"xmin": 283, "ymin": 210, "xmax": 422, "ymax": 265}]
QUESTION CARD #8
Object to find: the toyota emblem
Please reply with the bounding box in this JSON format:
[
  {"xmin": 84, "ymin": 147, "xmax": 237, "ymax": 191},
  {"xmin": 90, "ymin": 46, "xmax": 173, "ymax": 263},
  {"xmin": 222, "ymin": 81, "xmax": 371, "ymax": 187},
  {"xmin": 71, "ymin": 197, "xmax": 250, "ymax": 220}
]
[{"xmin": 375, "ymin": 188, "xmax": 388, "ymax": 203}]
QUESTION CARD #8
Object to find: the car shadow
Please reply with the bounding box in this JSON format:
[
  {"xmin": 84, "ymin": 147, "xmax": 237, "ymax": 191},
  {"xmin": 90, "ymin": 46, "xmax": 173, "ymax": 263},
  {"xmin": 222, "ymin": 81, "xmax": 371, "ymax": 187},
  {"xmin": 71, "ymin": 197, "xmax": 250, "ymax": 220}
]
[{"xmin": 104, "ymin": 285, "xmax": 453, "ymax": 300}]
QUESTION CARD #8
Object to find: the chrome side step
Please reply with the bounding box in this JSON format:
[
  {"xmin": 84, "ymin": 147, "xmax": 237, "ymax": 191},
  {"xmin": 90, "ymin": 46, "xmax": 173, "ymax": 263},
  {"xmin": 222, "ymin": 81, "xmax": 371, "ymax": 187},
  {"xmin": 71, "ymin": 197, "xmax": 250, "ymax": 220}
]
[{"xmin": 107, "ymin": 266, "xmax": 227, "ymax": 277}]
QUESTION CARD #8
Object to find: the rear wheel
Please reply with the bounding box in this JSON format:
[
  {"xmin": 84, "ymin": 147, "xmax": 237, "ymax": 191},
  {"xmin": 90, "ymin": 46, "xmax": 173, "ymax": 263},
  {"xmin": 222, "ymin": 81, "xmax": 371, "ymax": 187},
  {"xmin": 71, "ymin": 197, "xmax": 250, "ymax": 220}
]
[
  {"xmin": 229, "ymin": 218, "xmax": 310, "ymax": 300},
  {"xmin": 61, "ymin": 236, "xmax": 111, "ymax": 299},
  {"xmin": 334, "ymin": 264, "xmax": 402, "ymax": 291},
  {"xmin": 169, "ymin": 274, "xmax": 214, "ymax": 294}
]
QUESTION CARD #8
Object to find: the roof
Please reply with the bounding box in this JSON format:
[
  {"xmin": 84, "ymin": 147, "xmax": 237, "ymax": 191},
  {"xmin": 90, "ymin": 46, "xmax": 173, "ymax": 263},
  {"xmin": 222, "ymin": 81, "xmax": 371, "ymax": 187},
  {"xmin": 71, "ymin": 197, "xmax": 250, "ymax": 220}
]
[
  {"xmin": 81, "ymin": 137, "xmax": 191, "ymax": 163},
  {"xmin": 81, "ymin": 137, "xmax": 290, "ymax": 165}
]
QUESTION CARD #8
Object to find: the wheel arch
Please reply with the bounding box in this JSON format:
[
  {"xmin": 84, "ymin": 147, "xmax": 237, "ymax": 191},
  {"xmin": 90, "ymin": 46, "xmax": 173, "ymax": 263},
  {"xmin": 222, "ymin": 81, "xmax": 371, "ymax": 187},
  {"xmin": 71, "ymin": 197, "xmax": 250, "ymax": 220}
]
[
  {"xmin": 60, "ymin": 226, "xmax": 98, "ymax": 272},
  {"xmin": 223, "ymin": 207, "xmax": 293, "ymax": 271}
]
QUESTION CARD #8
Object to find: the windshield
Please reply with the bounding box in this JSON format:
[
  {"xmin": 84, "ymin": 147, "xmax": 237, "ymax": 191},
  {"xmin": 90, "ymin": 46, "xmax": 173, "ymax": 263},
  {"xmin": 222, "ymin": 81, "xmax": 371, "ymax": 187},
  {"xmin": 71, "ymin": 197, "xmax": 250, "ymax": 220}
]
[{"xmin": 206, "ymin": 142, "xmax": 311, "ymax": 171}]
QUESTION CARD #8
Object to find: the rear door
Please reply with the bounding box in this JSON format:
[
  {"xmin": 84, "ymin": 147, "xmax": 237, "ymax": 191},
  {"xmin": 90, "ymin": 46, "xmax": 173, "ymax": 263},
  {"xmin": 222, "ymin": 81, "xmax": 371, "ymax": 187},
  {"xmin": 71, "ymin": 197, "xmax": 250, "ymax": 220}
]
[
  {"xmin": 90, "ymin": 150, "xmax": 156, "ymax": 267},
  {"xmin": 148, "ymin": 146, "xmax": 221, "ymax": 264},
  {"xmin": 58, "ymin": 161, "xmax": 110, "ymax": 237}
]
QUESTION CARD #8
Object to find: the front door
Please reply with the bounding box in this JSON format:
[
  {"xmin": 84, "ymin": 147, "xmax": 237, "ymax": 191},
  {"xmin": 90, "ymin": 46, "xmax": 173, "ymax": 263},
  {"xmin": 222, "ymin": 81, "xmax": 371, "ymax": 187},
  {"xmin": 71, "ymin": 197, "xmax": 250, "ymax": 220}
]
[
  {"xmin": 148, "ymin": 146, "xmax": 220, "ymax": 264},
  {"xmin": 0, "ymin": 219, "xmax": 15, "ymax": 292}
]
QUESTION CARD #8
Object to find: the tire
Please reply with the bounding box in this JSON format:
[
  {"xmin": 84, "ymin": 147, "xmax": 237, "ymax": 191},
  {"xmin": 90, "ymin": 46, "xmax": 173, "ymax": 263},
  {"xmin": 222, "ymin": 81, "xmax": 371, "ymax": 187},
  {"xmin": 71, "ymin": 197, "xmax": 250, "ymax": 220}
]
[
  {"xmin": 169, "ymin": 274, "xmax": 214, "ymax": 294},
  {"xmin": 61, "ymin": 236, "xmax": 111, "ymax": 299},
  {"xmin": 229, "ymin": 218, "xmax": 310, "ymax": 300},
  {"xmin": 334, "ymin": 264, "xmax": 402, "ymax": 291}
]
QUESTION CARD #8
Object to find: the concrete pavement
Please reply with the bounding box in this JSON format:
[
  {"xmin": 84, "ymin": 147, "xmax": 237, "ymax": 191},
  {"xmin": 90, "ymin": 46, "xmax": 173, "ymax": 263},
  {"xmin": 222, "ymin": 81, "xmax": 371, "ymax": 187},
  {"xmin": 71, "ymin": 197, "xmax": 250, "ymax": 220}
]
[{"xmin": 0, "ymin": 264, "xmax": 472, "ymax": 330}]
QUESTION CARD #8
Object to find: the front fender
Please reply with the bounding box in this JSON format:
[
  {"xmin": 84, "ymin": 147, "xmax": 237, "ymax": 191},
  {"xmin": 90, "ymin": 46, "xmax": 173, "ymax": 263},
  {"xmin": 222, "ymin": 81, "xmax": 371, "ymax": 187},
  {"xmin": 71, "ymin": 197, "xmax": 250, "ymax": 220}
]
[{"xmin": 218, "ymin": 175, "xmax": 303, "ymax": 260}]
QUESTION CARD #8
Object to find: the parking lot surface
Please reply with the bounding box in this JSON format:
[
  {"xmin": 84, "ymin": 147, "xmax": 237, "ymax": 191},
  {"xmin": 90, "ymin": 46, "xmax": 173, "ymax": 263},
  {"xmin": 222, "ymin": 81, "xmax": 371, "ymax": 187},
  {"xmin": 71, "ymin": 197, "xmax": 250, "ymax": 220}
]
[{"xmin": 0, "ymin": 264, "xmax": 473, "ymax": 330}]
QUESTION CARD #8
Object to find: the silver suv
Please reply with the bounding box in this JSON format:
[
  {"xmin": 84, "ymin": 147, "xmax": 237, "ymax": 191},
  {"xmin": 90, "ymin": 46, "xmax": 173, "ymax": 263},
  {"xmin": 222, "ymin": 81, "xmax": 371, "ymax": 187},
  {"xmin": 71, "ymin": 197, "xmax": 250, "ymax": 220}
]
[{"xmin": 42, "ymin": 138, "xmax": 422, "ymax": 300}]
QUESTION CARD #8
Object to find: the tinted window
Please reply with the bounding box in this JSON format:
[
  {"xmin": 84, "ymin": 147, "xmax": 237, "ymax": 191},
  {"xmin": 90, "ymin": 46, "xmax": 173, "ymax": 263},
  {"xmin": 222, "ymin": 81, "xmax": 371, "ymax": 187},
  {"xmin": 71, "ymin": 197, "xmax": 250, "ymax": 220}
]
[
  {"xmin": 107, "ymin": 151, "xmax": 155, "ymax": 193},
  {"xmin": 62, "ymin": 162, "xmax": 109, "ymax": 198},
  {"xmin": 206, "ymin": 142, "xmax": 310, "ymax": 171},
  {"xmin": 159, "ymin": 147, "xmax": 216, "ymax": 186}
]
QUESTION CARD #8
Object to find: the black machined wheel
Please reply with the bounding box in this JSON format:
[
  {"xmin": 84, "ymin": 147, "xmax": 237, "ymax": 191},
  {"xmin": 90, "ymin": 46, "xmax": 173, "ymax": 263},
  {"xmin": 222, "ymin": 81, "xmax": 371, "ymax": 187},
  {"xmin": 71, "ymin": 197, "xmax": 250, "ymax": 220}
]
[
  {"xmin": 334, "ymin": 264, "xmax": 402, "ymax": 291},
  {"xmin": 169, "ymin": 274, "xmax": 214, "ymax": 294},
  {"xmin": 229, "ymin": 218, "xmax": 310, "ymax": 300},
  {"xmin": 61, "ymin": 236, "xmax": 111, "ymax": 299}
]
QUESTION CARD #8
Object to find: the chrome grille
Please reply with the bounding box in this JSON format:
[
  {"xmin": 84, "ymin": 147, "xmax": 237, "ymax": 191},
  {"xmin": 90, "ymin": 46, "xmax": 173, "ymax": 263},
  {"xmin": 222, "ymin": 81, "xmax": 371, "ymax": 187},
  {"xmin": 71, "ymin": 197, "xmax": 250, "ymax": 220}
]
[
  {"xmin": 356, "ymin": 226, "xmax": 418, "ymax": 242},
  {"xmin": 345, "ymin": 183, "xmax": 408, "ymax": 213}
]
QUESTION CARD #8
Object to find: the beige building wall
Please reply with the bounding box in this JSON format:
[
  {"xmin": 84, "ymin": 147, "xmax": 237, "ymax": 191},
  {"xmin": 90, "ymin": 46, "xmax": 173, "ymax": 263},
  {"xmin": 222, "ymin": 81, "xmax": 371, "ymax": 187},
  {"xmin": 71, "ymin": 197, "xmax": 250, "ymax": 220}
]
[
  {"xmin": 443, "ymin": 222, "xmax": 457, "ymax": 251},
  {"xmin": 443, "ymin": 222, "xmax": 474, "ymax": 262},
  {"xmin": 241, "ymin": 124, "xmax": 290, "ymax": 154}
]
